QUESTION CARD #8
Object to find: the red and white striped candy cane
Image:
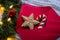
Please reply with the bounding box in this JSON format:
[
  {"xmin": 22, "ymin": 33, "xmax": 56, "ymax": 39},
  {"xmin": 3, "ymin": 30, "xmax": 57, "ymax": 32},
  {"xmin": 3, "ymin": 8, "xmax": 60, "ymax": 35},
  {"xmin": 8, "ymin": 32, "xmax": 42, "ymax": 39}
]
[{"xmin": 36, "ymin": 14, "xmax": 47, "ymax": 29}]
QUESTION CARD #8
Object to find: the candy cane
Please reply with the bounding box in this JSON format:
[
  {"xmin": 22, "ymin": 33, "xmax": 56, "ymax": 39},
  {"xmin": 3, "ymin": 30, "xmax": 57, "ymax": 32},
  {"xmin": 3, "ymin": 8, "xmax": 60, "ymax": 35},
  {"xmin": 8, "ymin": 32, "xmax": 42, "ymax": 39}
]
[{"xmin": 36, "ymin": 14, "xmax": 47, "ymax": 29}]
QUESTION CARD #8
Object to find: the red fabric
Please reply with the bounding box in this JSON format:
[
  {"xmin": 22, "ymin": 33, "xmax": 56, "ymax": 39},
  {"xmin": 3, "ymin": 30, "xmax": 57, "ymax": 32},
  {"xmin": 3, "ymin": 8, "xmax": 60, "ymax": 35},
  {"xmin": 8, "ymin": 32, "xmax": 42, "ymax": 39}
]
[{"xmin": 16, "ymin": 3, "xmax": 60, "ymax": 40}]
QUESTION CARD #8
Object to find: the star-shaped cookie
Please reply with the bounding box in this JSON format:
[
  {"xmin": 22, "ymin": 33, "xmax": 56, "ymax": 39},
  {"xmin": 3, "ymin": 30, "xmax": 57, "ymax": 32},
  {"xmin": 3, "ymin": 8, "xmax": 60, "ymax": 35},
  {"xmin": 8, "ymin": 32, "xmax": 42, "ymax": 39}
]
[{"xmin": 21, "ymin": 13, "xmax": 39, "ymax": 30}]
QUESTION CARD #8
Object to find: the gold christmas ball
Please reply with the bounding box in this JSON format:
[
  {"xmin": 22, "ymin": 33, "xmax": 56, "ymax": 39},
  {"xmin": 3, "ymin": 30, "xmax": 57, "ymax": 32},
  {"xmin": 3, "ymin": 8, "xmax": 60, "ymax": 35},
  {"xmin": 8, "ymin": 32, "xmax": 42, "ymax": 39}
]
[
  {"xmin": 0, "ymin": 7, "xmax": 5, "ymax": 14},
  {"xmin": 7, "ymin": 37, "xmax": 18, "ymax": 40}
]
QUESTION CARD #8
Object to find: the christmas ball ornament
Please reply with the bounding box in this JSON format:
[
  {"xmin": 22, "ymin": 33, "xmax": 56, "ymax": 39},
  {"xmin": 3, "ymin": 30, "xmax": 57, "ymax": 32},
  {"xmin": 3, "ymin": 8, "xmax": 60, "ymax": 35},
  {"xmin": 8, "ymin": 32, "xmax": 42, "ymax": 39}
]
[
  {"xmin": 9, "ymin": 9, "xmax": 16, "ymax": 17},
  {"xmin": 7, "ymin": 37, "xmax": 18, "ymax": 40},
  {"xmin": 0, "ymin": 4, "xmax": 5, "ymax": 14}
]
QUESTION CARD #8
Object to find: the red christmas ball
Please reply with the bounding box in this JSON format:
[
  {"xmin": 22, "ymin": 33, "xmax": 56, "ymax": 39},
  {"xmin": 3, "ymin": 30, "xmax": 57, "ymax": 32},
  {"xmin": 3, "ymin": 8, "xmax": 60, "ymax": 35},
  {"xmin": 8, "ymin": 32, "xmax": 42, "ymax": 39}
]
[{"xmin": 9, "ymin": 9, "xmax": 16, "ymax": 17}]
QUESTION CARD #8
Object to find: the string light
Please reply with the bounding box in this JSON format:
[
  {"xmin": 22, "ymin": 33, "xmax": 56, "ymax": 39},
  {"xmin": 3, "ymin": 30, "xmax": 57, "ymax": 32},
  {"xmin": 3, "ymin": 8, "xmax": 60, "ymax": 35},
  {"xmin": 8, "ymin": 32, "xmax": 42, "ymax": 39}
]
[
  {"xmin": 0, "ymin": 20, "xmax": 3, "ymax": 26},
  {"xmin": 7, "ymin": 18, "xmax": 11, "ymax": 23},
  {"xmin": 9, "ymin": 5, "xmax": 13, "ymax": 9}
]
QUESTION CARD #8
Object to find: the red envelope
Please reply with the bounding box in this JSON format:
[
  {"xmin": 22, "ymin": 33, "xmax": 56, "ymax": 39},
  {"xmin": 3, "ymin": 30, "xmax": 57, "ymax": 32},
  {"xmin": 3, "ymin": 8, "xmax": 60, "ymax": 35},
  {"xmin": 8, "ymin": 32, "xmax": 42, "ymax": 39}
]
[{"xmin": 16, "ymin": 3, "xmax": 60, "ymax": 40}]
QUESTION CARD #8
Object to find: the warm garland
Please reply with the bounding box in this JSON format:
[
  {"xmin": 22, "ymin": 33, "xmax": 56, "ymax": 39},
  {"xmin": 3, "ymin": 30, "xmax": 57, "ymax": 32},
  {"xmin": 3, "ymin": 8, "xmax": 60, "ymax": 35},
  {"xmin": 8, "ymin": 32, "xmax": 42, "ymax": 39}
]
[{"xmin": 0, "ymin": 0, "xmax": 21, "ymax": 39}]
